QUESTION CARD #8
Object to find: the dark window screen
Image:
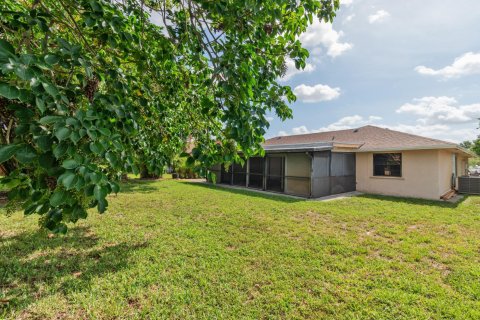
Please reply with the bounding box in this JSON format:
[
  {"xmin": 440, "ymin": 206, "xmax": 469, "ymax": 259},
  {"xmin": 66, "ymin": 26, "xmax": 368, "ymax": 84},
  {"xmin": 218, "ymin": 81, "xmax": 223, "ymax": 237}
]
[
  {"xmin": 220, "ymin": 165, "xmax": 232, "ymax": 184},
  {"xmin": 232, "ymin": 162, "xmax": 247, "ymax": 186},
  {"xmin": 248, "ymin": 157, "xmax": 264, "ymax": 189},
  {"xmin": 267, "ymin": 157, "xmax": 284, "ymax": 192},
  {"xmin": 373, "ymin": 153, "xmax": 402, "ymax": 177}
]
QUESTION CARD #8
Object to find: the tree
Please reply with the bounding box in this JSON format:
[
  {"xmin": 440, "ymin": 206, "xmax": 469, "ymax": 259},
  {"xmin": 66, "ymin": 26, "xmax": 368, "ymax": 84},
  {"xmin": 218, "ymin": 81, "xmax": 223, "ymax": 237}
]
[
  {"xmin": 472, "ymin": 139, "xmax": 480, "ymax": 157},
  {"xmin": 469, "ymin": 119, "xmax": 480, "ymax": 157},
  {"xmin": 459, "ymin": 141, "xmax": 473, "ymax": 150},
  {"xmin": 0, "ymin": 0, "xmax": 340, "ymax": 233}
]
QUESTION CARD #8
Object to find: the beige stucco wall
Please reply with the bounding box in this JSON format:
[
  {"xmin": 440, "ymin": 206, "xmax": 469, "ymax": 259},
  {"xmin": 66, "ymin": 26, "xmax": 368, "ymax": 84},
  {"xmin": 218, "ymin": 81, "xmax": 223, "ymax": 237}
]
[
  {"xmin": 356, "ymin": 149, "xmax": 463, "ymax": 200},
  {"xmin": 437, "ymin": 150, "xmax": 453, "ymax": 197},
  {"xmin": 457, "ymin": 155, "xmax": 469, "ymax": 177},
  {"xmin": 438, "ymin": 151, "xmax": 472, "ymax": 194}
]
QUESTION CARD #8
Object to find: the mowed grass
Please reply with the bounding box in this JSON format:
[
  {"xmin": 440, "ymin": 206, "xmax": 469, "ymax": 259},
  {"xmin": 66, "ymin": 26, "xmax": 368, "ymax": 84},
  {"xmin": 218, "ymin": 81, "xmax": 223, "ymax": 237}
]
[{"xmin": 1, "ymin": 179, "xmax": 480, "ymax": 319}]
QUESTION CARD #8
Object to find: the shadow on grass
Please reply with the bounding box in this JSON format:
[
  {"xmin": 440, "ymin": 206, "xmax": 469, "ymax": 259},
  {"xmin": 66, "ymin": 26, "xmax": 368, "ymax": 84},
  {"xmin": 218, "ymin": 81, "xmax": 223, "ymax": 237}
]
[
  {"xmin": 0, "ymin": 226, "xmax": 146, "ymax": 315},
  {"xmin": 356, "ymin": 193, "xmax": 468, "ymax": 208},
  {"xmin": 118, "ymin": 179, "xmax": 162, "ymax": 194},
  {"xmin": 185, "ymin": 181, "xmax": 304, "ymax": 203}
]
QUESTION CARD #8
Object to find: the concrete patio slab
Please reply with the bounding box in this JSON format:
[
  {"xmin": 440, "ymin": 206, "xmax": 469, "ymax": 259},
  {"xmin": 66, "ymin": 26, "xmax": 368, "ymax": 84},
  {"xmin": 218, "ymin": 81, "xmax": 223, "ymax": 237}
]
[
  {"xmin": 188, "ymin": 180, "xmax": 363, "ymax": 201},
  {"xmin": 309, "ymin": 191, "xmax": 363, "ymax": 202}
]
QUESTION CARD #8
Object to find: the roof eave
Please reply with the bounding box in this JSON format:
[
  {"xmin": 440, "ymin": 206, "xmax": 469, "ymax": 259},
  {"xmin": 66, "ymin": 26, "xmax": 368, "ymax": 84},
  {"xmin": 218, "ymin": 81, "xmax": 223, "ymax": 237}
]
[
  {"xmin": 263, "ymin": 142, "xmax": 334, "ymax": 153},
  {"xmin": 357, "ymin": 144, "xmax": 474, "ymax": 156}
]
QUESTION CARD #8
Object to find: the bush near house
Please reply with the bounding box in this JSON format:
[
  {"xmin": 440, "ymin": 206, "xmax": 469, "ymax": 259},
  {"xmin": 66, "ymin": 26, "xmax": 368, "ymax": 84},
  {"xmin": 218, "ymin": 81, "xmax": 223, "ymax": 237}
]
[
  {"xmin": 1, "ymin": 179, "xmax": 480, "ymax": 319},
  {"xmin": 171, "ymin": 156, "xmax": 201, "ymax": 179}
]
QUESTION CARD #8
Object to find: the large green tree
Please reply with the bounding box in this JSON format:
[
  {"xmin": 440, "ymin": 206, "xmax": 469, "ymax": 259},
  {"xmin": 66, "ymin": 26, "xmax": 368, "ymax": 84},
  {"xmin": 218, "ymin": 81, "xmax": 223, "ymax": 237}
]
[
  {"xmin": 0, "ymin": 0, "xmax": 339, "ymax": 232},
  {"xmin": 460, "ymin": 120, "xmax": 480, "ymax": 157}
]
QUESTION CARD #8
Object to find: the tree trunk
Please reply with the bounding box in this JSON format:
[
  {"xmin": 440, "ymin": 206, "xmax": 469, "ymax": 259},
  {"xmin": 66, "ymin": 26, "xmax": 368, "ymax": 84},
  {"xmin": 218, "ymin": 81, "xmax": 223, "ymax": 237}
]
[{"xmin": 139, "ymin": 163, "xmax": 159, "ymax": 179}]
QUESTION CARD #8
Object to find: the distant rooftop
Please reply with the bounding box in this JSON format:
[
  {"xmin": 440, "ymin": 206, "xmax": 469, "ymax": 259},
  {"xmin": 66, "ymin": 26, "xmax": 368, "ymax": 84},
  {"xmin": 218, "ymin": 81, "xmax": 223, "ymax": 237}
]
[{"xmin": 264, "ymin": 125, "xmax": 459, "ymax": 152}]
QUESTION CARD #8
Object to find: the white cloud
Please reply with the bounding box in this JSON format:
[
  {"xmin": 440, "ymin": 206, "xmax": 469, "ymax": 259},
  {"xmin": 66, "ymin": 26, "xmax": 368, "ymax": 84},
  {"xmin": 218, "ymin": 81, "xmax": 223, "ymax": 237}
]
[
  {"xmin": 383, "ymin": 123, "xmax": 450, "ymax": 138},
  {"xmin": 318, "ymin": 115, "xmax": 382, "ymax": 131},
  {"xmin": 378, "ymin": 124, "xmax": 477, "ymax": 143},
  {"xmin": 293, "ymin": 84, "xmax": 341, "ymax": 103},
  {"xmin": 300, "ymin": 21, "xmax": 353, "ymax": 58},
  {"xmin": 280, "ymin": 58, "xmax": 316, "ymax": 81},
  {"xmin": 343, "ymin": 14, "xmax": 356, "ymax": 24},
  {"xmin": 341, "ymin": 0, "xmax": 354, "ymax": 6},
  {"xmin": 368, "ymin": 10, "xmax": 390, "ymax": 24},
  {"xmin": 276, "ymin": 113, "xmax": 478, "ymax": 143},
  {"xmin": 396, "ymin": 96, "xmax": 480, "ymax": 125},
  {"xmin": 415, "ymin": 52, "xmax": 480, "ymax": 79},
  {"xmin": 292, "ymin": 126, "xmax": 311, "ymax": 135},
  {"xmin": 266, "ymin": 116, "xmax": 274, "ymax": 122},
  {"xmin": 278, "ymin": 115, "xmax": 381, "ymax": 136}
]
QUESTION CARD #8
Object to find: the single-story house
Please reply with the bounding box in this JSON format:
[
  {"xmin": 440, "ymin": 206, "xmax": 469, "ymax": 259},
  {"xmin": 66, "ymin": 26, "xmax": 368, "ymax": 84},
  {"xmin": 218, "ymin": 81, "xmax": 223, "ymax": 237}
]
[{"xmin": 209, "ymin": 125, "xmax": 473, "ymax": 200}]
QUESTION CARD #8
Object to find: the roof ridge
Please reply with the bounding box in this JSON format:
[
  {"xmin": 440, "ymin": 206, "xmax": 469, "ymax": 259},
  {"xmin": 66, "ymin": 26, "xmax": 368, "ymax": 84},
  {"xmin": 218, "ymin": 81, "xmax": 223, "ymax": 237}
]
[
  {"xmin": 365, "ymin": 125, "xmax": 457, "ymax": 146},
  {"xmin": 266, "ymin": 125, "xmax": 457, "ymax": 146},
  {"xmin": 266, "ymin": 126, "xmax": 364, "ymax": 141}
]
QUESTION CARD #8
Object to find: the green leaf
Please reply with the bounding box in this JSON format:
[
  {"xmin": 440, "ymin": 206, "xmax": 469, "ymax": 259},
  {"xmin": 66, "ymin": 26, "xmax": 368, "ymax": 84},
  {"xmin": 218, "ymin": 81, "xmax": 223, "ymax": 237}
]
[
  {"xmin": 0, "ymin": 39, "xmax": 15, "ymax": 58},
  {"xmin": 72, "ymin": 206, "xmax": 87, "ymax": 219},
  {"xmin": 15, "ymin": 145, "xmax": 37, "ymax": 163},
  {"xmin": 84, "ymin": 184, "xmax": 95, "ymax": 197},
  {"xmin": 74, "ymin": 176, "xmax": 85, "ymax": 190},
  {"xmin": 54, "ymin": 223, "xmax": 68, "ymax": 234},
  {"xmin": 70, "ymin": 131, "xmax": 81, "ymax": 144},
  {"xmin": 62, "ymin": 159, "xmax": 79, "ymax": 169},
  {"xmin": 87, "ymin": 129, "xmax": 98, "ymax": 140},
  {"xmin": 53, "ymin": 142, "xmax": 68, "ymax": 158},
  {"xmin": 24, "ymin": 203, "xmax": 38, "ymax": 215},
  {"xmin": 0, "ymin": 83, "xmax": 20, "ymax": 99},
  {"xmin": 186, "ymin": 156, "xmax": 195, "ymax": 166},
  {"xmin": 44, "ymin": 54, "xmax": 60, "ymax": 65},
  {"xmin": 15, "ymin": 65, "xmax": 35, "ymax": 81},
  {"xmin": 0, "ymin": 144, "xmax": 21, "ymax": 163},
  {"xmin": 98, "ymin": 128, "xmax": 111, "ymax": 136},
  {"xmin": 89, "ymin": 172, "xmax": 101, "ymax": 183},
  {"xmin": 93, "ymin": 184, "xmax": 107, "ymax": 201},
  {"xmin": 49, "ymin": 189, "xmax": 67, "ymax": 207},
  {"xmin": 97, "ymin": 198, "xmax": 108, "ymax": 213},
  {"xmin": 62, "ymin": 172, "xmax": 77, "ymax": 189},
  {"xmin": 42, "ymin": 82, "xmax": 60, "ymax": 97},
  {"xmin": 209, "ymin": 171, "xmax": 217, "ymax": 184},
  {"xmin": 55, "ymin": 127, "xmax": 72, "ymax": 141},
  {"xmin": 131, "ymin": 164, "xmax": 139, "ymax": 175},
  {"xmin": 39, "ymin": 115, "xmax": 64, "ymax": 125},
  {"xmin": 89, "ymin": 141, "xmax": 104, "ymax": 154},
  {"xmin": 65, "ymin": 117, "xmax": 79, "ymax": 127},
  {"xmin": 36, "ymin": 136, "xmax": 53, "ymax": 151},
  {"xmin": 110, "ymin": 181, "xmax": 120, "ymax": 193},
  {"xmin": 38, "ymin": 152, "xmax": 55, "ymax": 169},
  {"xmin": 105, "ymin": 151, "xmax": 118, "ymax": 166},
  {"xmin": 35, "ymin": 96, "xmax": 46, "ymax": 114},
  {"xmin": 18, "ymin": 89, "xmax": 33, "ymax": 103}
]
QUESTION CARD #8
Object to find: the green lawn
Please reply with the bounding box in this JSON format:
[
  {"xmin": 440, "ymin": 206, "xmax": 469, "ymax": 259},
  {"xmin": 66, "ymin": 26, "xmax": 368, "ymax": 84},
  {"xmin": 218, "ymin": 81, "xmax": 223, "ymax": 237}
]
[{"xmin": 1, "ymin": 179, "xmax": 480, "ymax": 319}]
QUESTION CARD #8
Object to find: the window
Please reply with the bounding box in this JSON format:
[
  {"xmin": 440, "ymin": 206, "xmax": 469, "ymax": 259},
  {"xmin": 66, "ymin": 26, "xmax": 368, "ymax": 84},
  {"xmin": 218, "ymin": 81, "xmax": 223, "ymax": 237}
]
[
  {"xmin": 266, "ymin": 157, "xmax": 284, "ymax": 192},
  {"xmin": 232, "ymin": 162, "xmax": 247, "ymax": 186},
  {"xmin": 248, "ymin": 157, "xmax": 264, "ymax": 189},
  {"xmin": 373, "ymin": 153, "xmax": 402, "ymax": 177}
]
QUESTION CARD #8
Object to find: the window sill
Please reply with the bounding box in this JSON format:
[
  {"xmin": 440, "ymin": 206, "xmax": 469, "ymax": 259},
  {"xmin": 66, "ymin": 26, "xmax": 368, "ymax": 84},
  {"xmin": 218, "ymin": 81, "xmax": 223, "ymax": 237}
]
[{"xmin": 370, "ymin": 176, "xmax": 404, "ymax": 180}]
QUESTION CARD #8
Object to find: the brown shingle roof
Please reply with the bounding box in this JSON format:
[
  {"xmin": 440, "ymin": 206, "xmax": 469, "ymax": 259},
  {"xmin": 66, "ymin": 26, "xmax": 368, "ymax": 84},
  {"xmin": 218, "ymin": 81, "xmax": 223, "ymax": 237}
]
[{"xmin": 264, "ymin": 125, "xmax": 457, "ymax": 151}]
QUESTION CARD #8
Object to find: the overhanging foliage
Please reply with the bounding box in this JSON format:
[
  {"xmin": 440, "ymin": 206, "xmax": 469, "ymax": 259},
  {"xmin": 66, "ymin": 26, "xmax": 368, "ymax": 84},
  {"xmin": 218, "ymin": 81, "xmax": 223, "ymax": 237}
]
[{"xmin": 0, "ymin": 0, "xmax": 339, "ymax": 232}]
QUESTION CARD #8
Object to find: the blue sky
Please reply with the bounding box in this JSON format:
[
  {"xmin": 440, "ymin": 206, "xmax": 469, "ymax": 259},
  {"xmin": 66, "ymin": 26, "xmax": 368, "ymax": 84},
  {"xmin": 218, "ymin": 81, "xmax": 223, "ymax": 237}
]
[{"xmin": 267, "ymin": 0, "xmax": 480, "ymax": 142}]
